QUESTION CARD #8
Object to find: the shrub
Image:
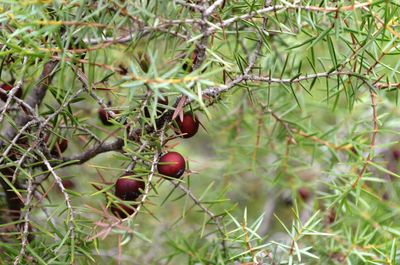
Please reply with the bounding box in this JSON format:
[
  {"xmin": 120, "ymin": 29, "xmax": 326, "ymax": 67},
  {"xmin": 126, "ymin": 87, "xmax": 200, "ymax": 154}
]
[{"xmin": 1, "ymin": 0, "xmax": 399, "ymax": 264}]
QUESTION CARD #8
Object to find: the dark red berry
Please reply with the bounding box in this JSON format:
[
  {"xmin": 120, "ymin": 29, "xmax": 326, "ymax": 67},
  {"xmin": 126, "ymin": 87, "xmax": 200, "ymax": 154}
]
[
  {"xmin": 298, "ymin": 187, "xmax": 310, "ymax": 201},
  {"xmin": 56, "ymin": 179, "xmax": 75, "ymax": 193},
  {"xmin": 144, "ymin": 97, "xmax": 169, "ymax": 118},
  {"xmin": 45, "ymin": 135, "xmax": 68, "ymax": 156},
  {"xmin": 392, "ymin": 149, "xmax": 400, "ymax": 161},
  {"xmin": 0, "ymin": 83, "xmax": 22, "ymax": 102},
  {"xmin": 115, "ymin": 175, "xmax": 145, "ymax": 201},
  {"xmin": 62, "ymin": 179, "xmax": 75, "ymax": 190},
  {"xmin": 98, "ymin": 107, "xmax": 118, "ymax": 126},
  {"xmin": 57, "ymin": 139, "xmax": 68, "ymax": 153},
  {"xmin": 157, "ymin": 151, "xmax": 186, "ymax": 178},
  {"xmin": 111, "ymin": 203, "xmax": 137, "ymax": 219},
  {"xmin": 175, "ymin": 113, "xmax": 199, "ymax": 138}
]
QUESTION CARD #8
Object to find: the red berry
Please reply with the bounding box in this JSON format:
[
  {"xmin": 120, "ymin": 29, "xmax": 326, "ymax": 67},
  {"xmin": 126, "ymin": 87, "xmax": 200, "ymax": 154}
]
[
  {"xmin": 111, "ymin": 203, "xmax": 137, "ymax": 219},
  {"xmin": 57, "ymin": 138, "xmax": 68, "ymax": 153},
  {"xmin": 45, "ymin": 135, "xmax": 68, "ymax": 156},
  {"xmin": 62, "ymin": 179, "xmax": 75, "ymax": 189},
  {"xmin": 392, "ymin": 149, "xmax": 400, "ymax": 161},
  {"xmin": 0, "ymin": 83, "xmax": 22, "ymax": 102},
  {"xmin": 175, "ymin": 113, "xmax": 199, "ymax": 138},
  {"xmin": 98, "ymin": 107, "xmax": 118, "ymax": 126},
  {"xmin": 157, "ymin": 151, "xmax": 186, "ymax": 178},
  {"xmin": 56, "ymin": 179, "xmax": 75, "ymax": 193},
  {"xmin": 144, "ymin": 97, "xmax": 169, "ymax": 118},
  {"xmin": 115, "ymin": 175, "xmax": 145, "ymax": 201},
  {"xmin": 298, "ymin": 187, "xmax": 310, "ymax": 201}
]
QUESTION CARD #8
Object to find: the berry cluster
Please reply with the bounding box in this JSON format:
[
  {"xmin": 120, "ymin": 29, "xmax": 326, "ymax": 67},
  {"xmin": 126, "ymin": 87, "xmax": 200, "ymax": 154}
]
[
  {"xmin": 103, "ymin": 98, "xmax": 200, "ymax": 219},
  {"xmin": 157, "ymin": 111, "xmax": 200, "ymax": 180},
  {"xmin": 2, "ymin": 79, "xmax": 201, "ymax": 220}
]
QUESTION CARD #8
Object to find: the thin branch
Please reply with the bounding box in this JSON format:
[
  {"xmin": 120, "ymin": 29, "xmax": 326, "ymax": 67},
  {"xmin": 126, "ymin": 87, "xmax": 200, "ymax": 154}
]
[
  {"xmin": 352, "ymin": 91, "xmax": 378, "ymax": 188},
  {"xmin": 38, "ymin": 151, "xmax": 76, "ymax": 251},
  {"xmin": 0, "ymin": 82, "xmax": 24, "ymax": 123},
  {"xmin": 13, "ymin": 174, "xmax": 34, "ymax": 265},
  {"xmin": 175, "ymin": 182, "xmax": 227, "ymax": 256},
  {"xmin": 205, "ymin": 2, "xmax": 372, "ymax": 36}
]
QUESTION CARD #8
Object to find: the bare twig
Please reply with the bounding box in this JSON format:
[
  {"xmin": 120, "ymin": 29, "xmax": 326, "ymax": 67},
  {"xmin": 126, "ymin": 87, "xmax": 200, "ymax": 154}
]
[
  {"xmin": 38, "ymin": 151, "xmax": 76, "ymax": 253},
  {"xmin": 175, "ymin": 182, "xmax": 228, "ymax": 256},
  {"xmin": 13, "ymin": 174, "xmax": 34, "ymax": 265}
]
